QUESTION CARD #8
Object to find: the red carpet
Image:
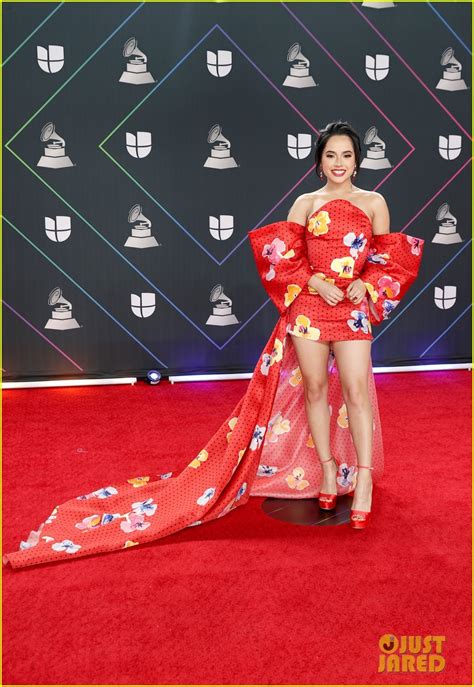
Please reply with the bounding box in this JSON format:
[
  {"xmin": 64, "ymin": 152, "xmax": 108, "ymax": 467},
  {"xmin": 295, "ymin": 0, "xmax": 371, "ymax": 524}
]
[{"xmin": 2, "ymin": 371, "xmax": 471, "ymax": 685}]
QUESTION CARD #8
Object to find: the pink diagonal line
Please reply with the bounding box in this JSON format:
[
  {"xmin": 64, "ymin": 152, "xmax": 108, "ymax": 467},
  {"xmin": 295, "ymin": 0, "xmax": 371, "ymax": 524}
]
[
  {"xmin": 352, "ymin": 2, "xmax": 472, "ymax": 141},
  {"xmin": 281, "ymin": 2, "xmax": 416, "ymax": 152},
  {"xmin": 399, "ymin": 156, "xmax": 473, "ymax": 232},
  {"xmin": 2, "ymin": 299, "xmax": 84, "ymax": 371}
]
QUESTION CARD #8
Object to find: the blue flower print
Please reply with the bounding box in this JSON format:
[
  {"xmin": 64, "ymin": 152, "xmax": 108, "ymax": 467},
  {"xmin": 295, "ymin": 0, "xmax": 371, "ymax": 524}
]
[{"xmin": 347, "ymin": 310, "xmax": 370, "ymax": 334}]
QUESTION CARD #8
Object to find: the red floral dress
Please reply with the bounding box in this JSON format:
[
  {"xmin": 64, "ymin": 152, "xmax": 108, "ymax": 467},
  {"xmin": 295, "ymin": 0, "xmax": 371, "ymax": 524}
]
[
  {"xmin": 283, "ymin": 198, "xmax": 423, "ymax": 342},
  {"xmin": 3, "ymin": 202, "xmax": 424, "ymax": 570}
]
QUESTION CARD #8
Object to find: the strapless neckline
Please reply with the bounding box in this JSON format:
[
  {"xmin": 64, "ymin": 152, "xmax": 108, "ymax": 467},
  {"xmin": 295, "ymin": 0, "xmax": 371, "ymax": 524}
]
[{"xmin": 307, "ymin": 198, "xmax": 373, "ymax": 225}]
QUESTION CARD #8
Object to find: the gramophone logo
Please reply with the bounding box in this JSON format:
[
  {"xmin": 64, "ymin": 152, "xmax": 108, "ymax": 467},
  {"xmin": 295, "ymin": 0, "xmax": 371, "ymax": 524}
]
[
  {"xmin": 119, "ymin": 37, "xmax": 156, "ymax": 85},
  {"xmin": 439, "ymin": 134, "xmax": 462, "ymax": 160},
  {"xmin": 436, "ymin": 47, "xmax": 469, "ymax": 92},
  {"xmin": 45, "ymin": 215, "xmax": 72, "ymax": 242},
  {"xmin": 287, "ymin": 133, "xmax": 312, "ymax": 160},
  {"xmin": 365, "ymin": 54, "xmax": 390, "ymax": 81},
  {"xmin": 131, "ymin": 292, "xmax": 156, "ymax": 318},
  {"xmin": 283, "ymin": 43, "xmax": 317, "ymax": 88},
  {"xmin": 126, "ymin": 131, "xmax": 152, "ymax": 158},
  {"xmin": 206, "ymin": 50, "xmax": 232, "ymax": 77},
  {"xmin": 209, "ymin": 215, "xmax": 234, "ymax": 241},
  {"xmin": 37, "ymin": 122, "xmax": 75, "ymax": 168},
  {"xmin": 125, "ymin": 204, "xmax": 159, "ymax": 248},
  {"xmin": 37, "ymin": 44, "xmax": 64, "ymax": 73},
  {"xmin": 362, "ymin": 2, "xmax": 395, "ymax": 8},
  {"xmin": 206, "ymin": 284, "xmax": 239, "ymax": 326},
  {"xmin": 204, "ymin": 124, "xmax": 238, "ymax": 169},
  {"xmin": 432, "ymin": 202, "xmax": 463, "ymax": 244},
  {"xmin": 44, "ymin": 287, "xmax": 81, "ymax": 330},
  {"xmin": 434, "ymin": 285, "xmax": 457, "ymax": 310},
  {"xmin": 360, "ymin": 126, "xmax": 391, "ymax": 170},
  {"xmin": 377, "ymin": 634, "xmax": 445, "ymax": 673}
]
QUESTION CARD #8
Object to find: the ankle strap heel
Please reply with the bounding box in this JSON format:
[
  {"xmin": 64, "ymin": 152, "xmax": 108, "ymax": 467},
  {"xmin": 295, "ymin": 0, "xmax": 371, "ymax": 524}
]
[{"xmin": 318, "ymin": 456, "xmax": 338, "ymax": 511}]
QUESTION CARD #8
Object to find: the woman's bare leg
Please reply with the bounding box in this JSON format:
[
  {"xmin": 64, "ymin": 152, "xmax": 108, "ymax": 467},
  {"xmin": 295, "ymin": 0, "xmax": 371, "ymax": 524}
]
[
  {"xmin": 288, "ymin": 335, "xmax": 336, "ymax": 494},
  {"xmin": 332, "ymin": 340, "xmax": 373, "ymax": 511}
]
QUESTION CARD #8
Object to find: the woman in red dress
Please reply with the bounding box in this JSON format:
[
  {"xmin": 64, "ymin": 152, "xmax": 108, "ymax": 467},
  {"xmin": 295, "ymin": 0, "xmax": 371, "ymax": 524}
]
[
  {"xmin": 3, "ymin": 121, "xmax": 424, "ymax": 569},
  {"xmin": 286, "ymin": 120, "xmax": 393, "ymax": 528}
]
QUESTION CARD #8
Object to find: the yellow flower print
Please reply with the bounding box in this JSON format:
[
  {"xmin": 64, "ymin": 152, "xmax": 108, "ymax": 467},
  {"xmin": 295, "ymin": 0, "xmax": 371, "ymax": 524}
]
[
  {"xmin": 306, "ymin": 433, "xmax": 315, "ymax": 448},
  {"xmin": 330, "ymin": 256, "xmax": 355, "ymax": 278},
  {"xmin": 288, "ymin": 314, "xmax": 321, "ymax": 340},
  {"xmin": 289, "ymin": 366, "xmax": 302, "ymax": 387},
  {"xmin": 307, "ymin": 210, "xmax": 330, "ymax": 236},
  {"xmin": 337, "ymin": 403, "xmax": 349, "ymax": 428},
  {"xmin": 285, "ymin": 467, "xmax": 310, "ymax": 490},
  {"xmin": 307, "ymin": 272, "xmax": 336, "ymax": 294},
  {"xmin": 123, "ymin": 540, "xmax": 139, "ymax": 548},
  {"xmin": 284, "ymin": 283, "xmax": 303, "ymax": 307},
  {"xmin": 188, "ymin": 448, "xmax": 209, "ymax": 469},
  {"xmin": 127, "ymin": 476, "xmax": 150, "ymax": 488},
  {"xmin": 364, "ymin": 281, "xmax": 378, "ymax": 303},
  {"xmin": 237, "ymin": 448, "xmax": 246, "ymax": 466},
  {"xmin": 267, "ymin": 412, "xmax": 291, "ymax": 443},
  {"xmin": 226, "ymin": 416, "xmax": 238, "ymax": 443}
]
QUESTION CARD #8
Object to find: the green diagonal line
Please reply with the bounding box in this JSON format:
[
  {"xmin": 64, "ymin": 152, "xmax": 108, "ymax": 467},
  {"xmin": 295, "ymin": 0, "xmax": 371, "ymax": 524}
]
[
  {"xmin": 3, "ymin": 214, "xmax": 167, "ymax": 367},
  {"xmin": 5, "ymin": 2, "xmax": 145, "ymax": 146},
  {"xmin": 5, "ymin": 143, "xmax": 224, "ymax": 348},
  {"xmin": 2, "ymin": 2, "xmax": 64, "ymax": 67}
]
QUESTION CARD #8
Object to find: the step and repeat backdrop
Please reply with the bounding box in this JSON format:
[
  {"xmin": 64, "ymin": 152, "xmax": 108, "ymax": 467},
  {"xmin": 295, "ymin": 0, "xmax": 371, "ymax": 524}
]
[{"xmin": 3, "ymin": 1, "xmax": 471, "ymax": 380}]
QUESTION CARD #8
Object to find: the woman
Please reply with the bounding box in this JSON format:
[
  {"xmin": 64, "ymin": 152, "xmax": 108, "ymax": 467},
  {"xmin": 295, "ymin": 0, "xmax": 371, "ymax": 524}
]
[
  {"xmin": 3, "ymin": 121, "xmax": 424, "ymax": 569},
  {"xmin": 286, "ymin": 121, "xmax": 392, "ymax": 528}
]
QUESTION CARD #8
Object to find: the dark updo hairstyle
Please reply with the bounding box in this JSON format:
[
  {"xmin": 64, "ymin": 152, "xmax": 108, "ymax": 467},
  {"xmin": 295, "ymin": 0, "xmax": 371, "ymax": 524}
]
[{"xmin": 314, "ymin": 120, "xmax": 362, "ymax": 179}]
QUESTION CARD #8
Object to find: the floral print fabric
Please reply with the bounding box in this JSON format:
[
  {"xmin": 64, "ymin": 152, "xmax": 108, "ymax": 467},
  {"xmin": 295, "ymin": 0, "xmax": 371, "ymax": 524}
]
[{"xmin": 3, "ymin": 201, "xmax": 423, "ymax": 570}]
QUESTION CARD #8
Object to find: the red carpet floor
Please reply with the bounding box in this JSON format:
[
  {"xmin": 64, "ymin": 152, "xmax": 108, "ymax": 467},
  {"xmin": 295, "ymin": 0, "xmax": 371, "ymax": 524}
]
[{"xmin": 2, "ymin": 371, "xmax": 472, "ymax": 685}]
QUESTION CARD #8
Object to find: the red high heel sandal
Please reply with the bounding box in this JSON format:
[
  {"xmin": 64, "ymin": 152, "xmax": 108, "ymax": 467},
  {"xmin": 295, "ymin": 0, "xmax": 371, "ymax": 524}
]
[
  {"xmin": 318, "ymin": 456, "xmax": 339, "ymax": 510},
  {"xmin": 350, "ymin": 464, "xmax": 374, "ymax": 529}
]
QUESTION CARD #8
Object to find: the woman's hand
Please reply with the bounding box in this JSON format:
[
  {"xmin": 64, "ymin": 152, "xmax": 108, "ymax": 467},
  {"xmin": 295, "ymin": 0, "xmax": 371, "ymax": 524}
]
[
  {"xmin": 308, "ymin": 275, "xmax": 345, "ymax": 306},
  {"xmin": 346, "ymin": 278, "xmax": 367, "ymax": 305}
]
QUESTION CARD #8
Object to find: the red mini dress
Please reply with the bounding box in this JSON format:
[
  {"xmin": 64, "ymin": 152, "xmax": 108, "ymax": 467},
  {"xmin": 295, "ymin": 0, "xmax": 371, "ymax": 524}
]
[{"xmin": 286, "ymin": 198, "xmax": 374, "ymax": 342}]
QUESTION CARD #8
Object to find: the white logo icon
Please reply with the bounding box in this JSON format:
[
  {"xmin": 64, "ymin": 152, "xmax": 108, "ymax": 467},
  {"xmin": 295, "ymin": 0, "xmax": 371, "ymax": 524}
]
[
  {"xmin": 361, "ymin": 2, "xmax": 395, "ymax": 8},
  {"xmin": 37, "ymin": 44, "xmax": 64, "ymax": 73},
  {"xmin": 206, "ymin": 284, "xmax": 239, "ymax": 326},
  {"xmin": 439, "ymin": 134, "xmax": 462, "ymax": 160},
  {"xmin": 283, "ymin": 43, "xmax": 316, "ymax": 88},
  {"xmin": 131, "ymin": 292, "xmax": 156, "ymax": 318},
  {"xmin": 207, "ymin": 50, "xmax": 232, "ymax": 77},
  {"xmin": 119, "ymin": 37, "xmax": 155, "ymax": 85},
  {"xmin": 360, "ymin": 126, "xmax": 392, "ymax": 170},
  {"xmin": 365, "ymin": 54, "xmax": 390, "ymax": 81},
  {"xmin": 436, "ymin": 47, "xmax": 469, "ymax": 92},
  {"xmin": 434, "ymin": 285, "xmax": 457, "ymax": 310},
  {"xmin": 125, "ymin": 204, "xmax": 159, "ymax": 248},
  {"xmin": 204, "ymin": 124, "xmax": 238, "ymax": 169},
  {"xmin": 45, "ymin": 287, "xmax": 81, "ymax": 330},
  {"xmin": 432, "ymin": 202, "xmax": 463, "ymax": 244},
  {"xmin": 209, "ymin": 215, "xmax": 234, "ymax": 241},
  {"xmin": 287, "ymin": 133, "xmax": 312, "ymax": 160},
  {"xmin": 126, "ymin": 131, "xmax": 152, "ymax": 158},
  {"xmin": 45, "ymin": 216, "xmax": 72, "ymax": 242},
  {"xmin": 37, "ymin": 122, "xmax": 75, "ymax": 168}
]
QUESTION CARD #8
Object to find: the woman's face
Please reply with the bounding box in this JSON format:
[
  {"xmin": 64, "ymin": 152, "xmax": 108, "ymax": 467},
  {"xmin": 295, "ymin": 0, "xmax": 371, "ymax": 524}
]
[{"xmin": 320, "ymin": 134, "xmax": 356, "ymax": 183}]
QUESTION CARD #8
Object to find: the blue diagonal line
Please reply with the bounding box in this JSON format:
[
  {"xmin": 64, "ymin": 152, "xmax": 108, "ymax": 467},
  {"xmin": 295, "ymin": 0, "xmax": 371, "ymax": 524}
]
[
  {"xmin": 3, "ymin": 215, "xmax": 168, "ymax": 367},
  {"xmin": 99, "ymin": 22, "xmax": 316, "ymax": 266},
  {"xmin": 2, "ymin": 2, "xmax": 64, "ymax": 67},
  {"xmin": 5, "ymin": 2, "xmax": 146, "ymax": 146},
  {"xmin": 6, "ymin": 144, "xmax": 268, "ymax": 349},
  {"xmin": 419, "ymin": 303, "xmax": 472, "ymax": 358},
  {"xmin": 372, "ymin": 239, "xmax": 472, "ymax": 342},
  {"xmin": 427, "ymin": 2, "xmax": 472, "ymax": 55}
]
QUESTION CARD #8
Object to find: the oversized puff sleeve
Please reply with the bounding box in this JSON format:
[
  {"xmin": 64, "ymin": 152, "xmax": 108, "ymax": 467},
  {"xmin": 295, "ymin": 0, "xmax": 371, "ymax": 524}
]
[
  {"xmin": 359, "ymin": 232, "xmax": 425, "ymax": 326},
  {"xmin": 248, "ymin": 221, "xmax": 313, "ymax": 315}
]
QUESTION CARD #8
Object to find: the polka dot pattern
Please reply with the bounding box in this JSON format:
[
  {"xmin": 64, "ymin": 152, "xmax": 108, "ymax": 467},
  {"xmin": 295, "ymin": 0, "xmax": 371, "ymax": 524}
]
[{"xmin": 3, "ymin": 202, "xmax": 423, "ymax": 569}]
